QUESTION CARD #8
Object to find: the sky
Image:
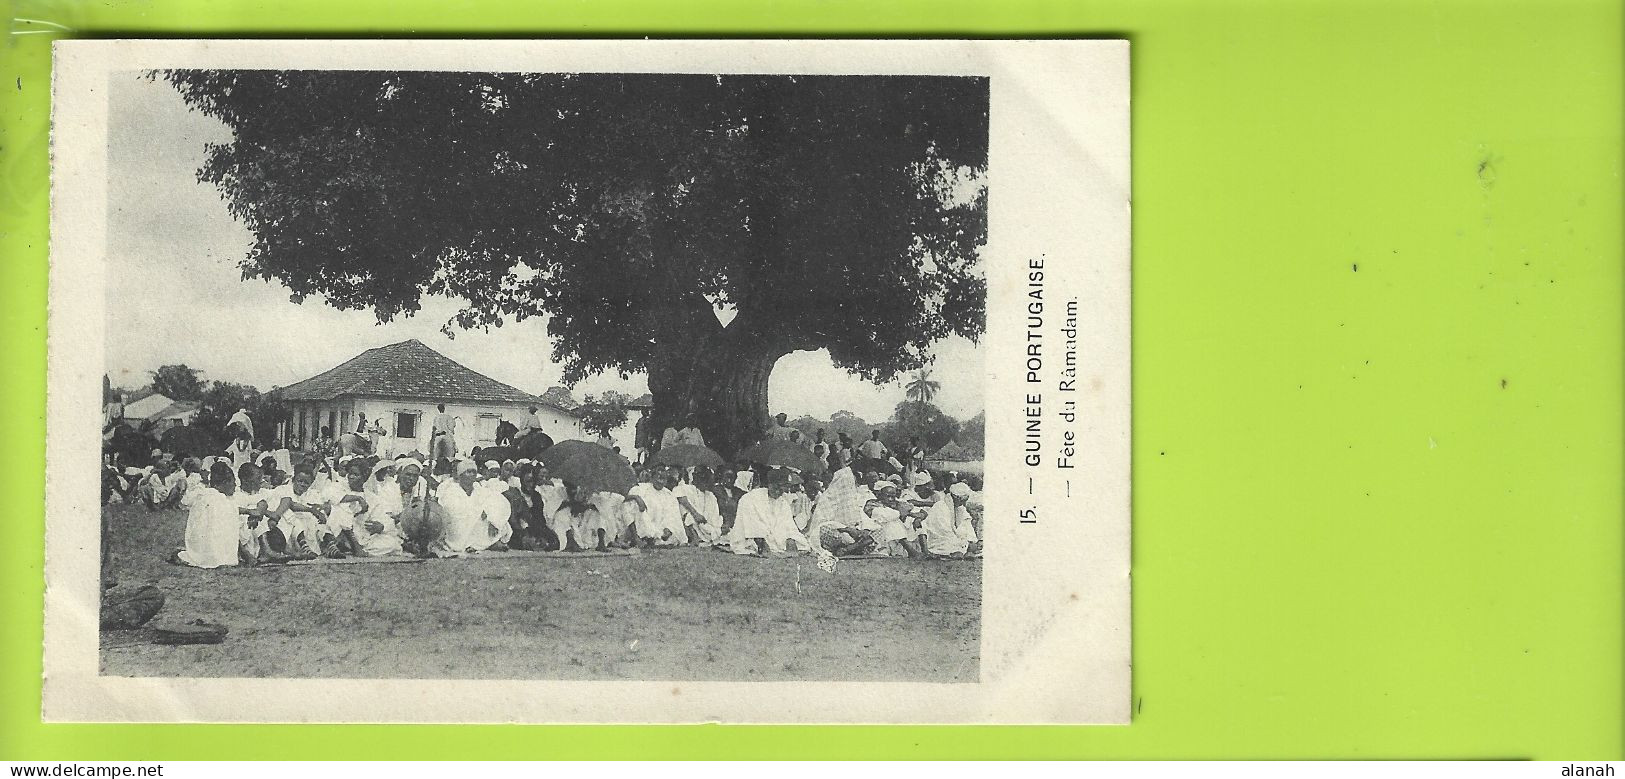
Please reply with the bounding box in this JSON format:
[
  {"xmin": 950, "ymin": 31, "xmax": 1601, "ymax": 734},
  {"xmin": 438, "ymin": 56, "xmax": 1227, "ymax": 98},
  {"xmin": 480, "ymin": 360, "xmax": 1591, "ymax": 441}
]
[{"xmin": 104, "ymin": 73, "xmax": 985, "ymax": 424}]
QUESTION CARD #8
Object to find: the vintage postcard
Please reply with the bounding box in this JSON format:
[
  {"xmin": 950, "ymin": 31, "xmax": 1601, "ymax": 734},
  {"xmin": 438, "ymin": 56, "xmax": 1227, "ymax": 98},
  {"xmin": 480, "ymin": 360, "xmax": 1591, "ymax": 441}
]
[{"xmin": 45, "ymin": 39, "xmax": 1130, "ymax": 723}]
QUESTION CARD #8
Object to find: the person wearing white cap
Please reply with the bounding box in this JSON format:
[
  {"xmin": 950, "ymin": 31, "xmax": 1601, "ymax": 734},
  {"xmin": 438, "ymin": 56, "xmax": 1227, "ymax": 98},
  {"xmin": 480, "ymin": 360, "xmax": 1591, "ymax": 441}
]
[
  {"xmin": 903, "ymin": 470, "xmax": 937, "ymax": 508},
  {"xmin": 626, "ymin": 466, "xmax": 685, "ymax": 547},
  {"xmin": 865, "ymin": 481, "xmax": 923, "ymax": 557},
  {"xmin": 375, "ymin": 456, "xmax": 441, "ymax": 555},
  {"xmin": 349, "ymin": 458, "xmax": 408, "ymax": 557},
  {"xmin": 919, "ymin": 481, "xmax": 979, "ymax": 558},
  {"xmin": 724, "ymin": 469, "xmax": 808, "ymax": 557},
  {"xmin": 436, "ymin": 459, "xmax": 512, "ymax": 553}
]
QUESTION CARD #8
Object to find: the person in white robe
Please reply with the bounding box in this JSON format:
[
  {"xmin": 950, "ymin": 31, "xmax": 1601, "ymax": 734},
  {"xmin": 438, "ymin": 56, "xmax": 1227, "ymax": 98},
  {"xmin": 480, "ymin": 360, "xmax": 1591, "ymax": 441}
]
[
  {"xmin": 660, "ymin": 415, "xmax": 707, "ymax": 449},
  {"xmin": 553, "ymin": 482, "xmax": 608, "ymax": 552},
  {"xmin": 587, "ymin": 491, "xmax": 628, "ymax": 549},
  {"xmin": 263, "ymin": 463, "xmax": 328, "ymax": 558},
  {"xmin": 435, "ymin": 459, "xmax": 513, "ymax": 553},
  {"xmin": 920, "ymin": 482, "xmax": 980, "ymax": 558},
  {"xmin": 532, "ymin": 463, "xmax": 570, "ymax": 523},
  {"xmin": 171, "ymin": 463, "xmax": 242, "ymax": 569},
  {"xmin": 320, "ymin": 457, "xmax": 372, "ymax": 557},
  {"xmin": 350, "ymin": 460, "xmax": 407, "ymax": 557},
  {"xmin": 234, "ymin": 463, "xmax": 283, "ymax": 562},
  {"xmin": 725, "ymin": 470, "xmax": 807, "ymax": 556},
  {"xmin": 673, "ymin": 468, "xmax": 723, "ymax": 545},
  {"xmin": 374, "ymin": 456, "xmax": 440, "ymax": 554},
  {"xmin": 626, "ymin": 467, "xmax": 685, "ymax": 546}
]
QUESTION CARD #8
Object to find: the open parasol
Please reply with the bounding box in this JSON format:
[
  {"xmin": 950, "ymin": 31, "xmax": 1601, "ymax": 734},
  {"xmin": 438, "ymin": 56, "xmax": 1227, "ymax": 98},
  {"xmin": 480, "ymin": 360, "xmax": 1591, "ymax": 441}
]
[
  {"xmin": 473, "ymin": 445, "xmax": 519, "ymax": 464},
  {"xmin": 514, "ymin": 430, "xmax": 555, "ymax": 459},
  {"xmin": 737, "ymin": 439, "xmax": 827, "ymax": 474},
  {"xmin": 650, "ymin": 443, "xmax": 726, "ymax": 469},
  {"xmin": 541, "ymin": 441, "xmax": 635, "ymax": 495}
]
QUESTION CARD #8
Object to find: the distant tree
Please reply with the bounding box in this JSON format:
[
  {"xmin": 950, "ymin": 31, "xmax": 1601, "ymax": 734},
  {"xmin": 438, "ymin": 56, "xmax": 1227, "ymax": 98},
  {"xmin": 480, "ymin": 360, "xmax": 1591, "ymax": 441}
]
[
  {"xmin": 577, "ymin": 391, "xmax": 632, "ymax": 438},
  {"xmin": 882, "ymin": 400, "xmax": 959, "ymax": 453},
  {"xmin": 788, "ymin": 415, "xmax": 823, "ymax": 439},
  {"xmin": 904, "ymin": 367, "xmax": 941, "ymax": 404},
  {"xmin": 161, "ymin": 71, "xmax": 988, "ymax": 457},
  {"xmin": 826, "ymin": 410, "xmax": 873, "ymax": 442},
  {"xmin": 150, "ymin": 364, "xmax": 205, "ymax": 401},
  {"xmin": 959, "ymin": 411, "xmax": 985, "ymax": 457}
]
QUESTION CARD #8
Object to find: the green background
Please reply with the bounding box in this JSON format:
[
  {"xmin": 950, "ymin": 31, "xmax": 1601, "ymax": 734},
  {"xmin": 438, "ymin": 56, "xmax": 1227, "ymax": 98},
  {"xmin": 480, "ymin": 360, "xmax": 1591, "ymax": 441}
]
[{"xmin": 2, "ymin": 0, "xmax": 1620, "ymax": 760}]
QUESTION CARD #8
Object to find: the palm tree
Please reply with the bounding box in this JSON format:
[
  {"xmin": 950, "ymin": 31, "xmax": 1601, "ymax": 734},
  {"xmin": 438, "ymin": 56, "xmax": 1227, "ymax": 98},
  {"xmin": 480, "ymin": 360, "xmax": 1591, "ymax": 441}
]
[{"xmin": 904, "ymin": 368, "xmax": 941, "ymax": 404}]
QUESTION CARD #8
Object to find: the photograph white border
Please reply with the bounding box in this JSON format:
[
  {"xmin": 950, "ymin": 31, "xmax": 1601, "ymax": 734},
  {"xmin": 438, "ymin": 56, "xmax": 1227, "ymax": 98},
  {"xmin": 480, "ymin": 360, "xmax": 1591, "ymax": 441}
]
[{"xmin": 46, "ymin": 38, "xmax": 1130, "ymax": 724}]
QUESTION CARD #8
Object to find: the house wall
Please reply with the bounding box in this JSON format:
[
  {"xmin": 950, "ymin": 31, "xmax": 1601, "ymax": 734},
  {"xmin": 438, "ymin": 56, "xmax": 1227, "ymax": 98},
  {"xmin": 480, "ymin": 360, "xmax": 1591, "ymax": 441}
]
[{"xmin": 288, "ymin": 396, "xmax": 584, "ymax": 458}]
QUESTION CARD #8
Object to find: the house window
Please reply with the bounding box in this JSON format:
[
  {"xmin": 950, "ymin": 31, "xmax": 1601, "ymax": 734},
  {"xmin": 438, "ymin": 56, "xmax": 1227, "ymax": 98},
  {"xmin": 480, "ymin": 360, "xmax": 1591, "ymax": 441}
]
[
  {"xmin": 476, "ymin": 413, "xmax": 500, "ymax": 443},
  {"xmin": 395, "ymin": 411, "xmax": 418, "ymax": 439},
  {"xmin": 327, "ymin": 411, "xmax": 337, "ymax": 439}
]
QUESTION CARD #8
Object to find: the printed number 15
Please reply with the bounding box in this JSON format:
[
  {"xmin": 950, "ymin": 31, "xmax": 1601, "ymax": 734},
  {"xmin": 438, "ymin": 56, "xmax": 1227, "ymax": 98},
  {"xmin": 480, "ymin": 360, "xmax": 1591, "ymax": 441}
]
[{"xmin": 1019, "ymin": 508, "xmax": 1038, "ymax": 524}]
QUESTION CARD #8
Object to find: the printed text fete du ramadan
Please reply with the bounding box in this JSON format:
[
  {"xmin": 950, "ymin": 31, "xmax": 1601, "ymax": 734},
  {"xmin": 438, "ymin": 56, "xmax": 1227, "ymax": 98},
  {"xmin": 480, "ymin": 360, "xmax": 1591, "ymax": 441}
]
[{"xmin": 1019, "ymin": 257, "xmax": 1080, "ymax": 472}]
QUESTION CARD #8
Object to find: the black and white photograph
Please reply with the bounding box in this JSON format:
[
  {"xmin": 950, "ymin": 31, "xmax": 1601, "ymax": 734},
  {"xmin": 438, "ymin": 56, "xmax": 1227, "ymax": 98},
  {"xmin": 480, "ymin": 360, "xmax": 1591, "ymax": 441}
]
[{"xmin": 48, "ymin": 40, "xmax": 1130, "ymax": 723}]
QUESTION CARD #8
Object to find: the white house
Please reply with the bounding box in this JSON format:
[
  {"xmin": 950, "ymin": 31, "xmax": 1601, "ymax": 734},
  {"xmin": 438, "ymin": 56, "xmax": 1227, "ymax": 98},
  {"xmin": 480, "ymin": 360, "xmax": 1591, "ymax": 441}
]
[
  {"xmin": 118, "ymin": 392, "xmax": 201, "ymax": 433},
  {"xmin": 272, "ymin": 339, "xmax": 582, "ymax": 457}
]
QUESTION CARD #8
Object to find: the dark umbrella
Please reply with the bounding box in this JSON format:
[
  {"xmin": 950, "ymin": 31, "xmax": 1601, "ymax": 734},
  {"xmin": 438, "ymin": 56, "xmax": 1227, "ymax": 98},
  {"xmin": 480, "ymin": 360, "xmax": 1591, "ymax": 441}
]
[
  {"xmin": 737, "ymin": 439, "xmax": 827, "ymax": 474},
  {"xmin": 473, "ymin": 445, "xmax": 520, "ymax": 464},
  {"xmin": 159, "ymin": 426, "xmax": 218, "ymax": 459},
  {"xmin": 851, "ymin": 456, "xmax": 899, "ymax": 475},
  {"xmin": 538, "ymin": 439, "xmax": 604, "ymax": 468},
  {"xmin": 514, "ymin": 430, "xmax": 555, "ymax": 459},
  {"xmin": 651, "ymin": 443, "xmax": 726, "ymax": 469},
  {"xmin": 542, "ymin": 441, "xmax": 635, "ymax": 495}
]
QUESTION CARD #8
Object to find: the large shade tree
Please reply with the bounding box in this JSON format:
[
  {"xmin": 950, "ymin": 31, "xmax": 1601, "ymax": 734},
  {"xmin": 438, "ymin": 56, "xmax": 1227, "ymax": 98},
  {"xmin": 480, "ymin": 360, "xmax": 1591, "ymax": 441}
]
[{"xmin": 163, "ymin": 71, "xmax": 989, "ymax": 456}]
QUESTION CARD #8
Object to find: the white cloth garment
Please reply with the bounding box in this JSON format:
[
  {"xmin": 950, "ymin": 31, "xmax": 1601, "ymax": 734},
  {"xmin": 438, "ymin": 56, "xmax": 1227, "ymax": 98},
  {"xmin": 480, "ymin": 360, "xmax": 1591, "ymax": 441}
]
[
  {"xmin": 264, "ymin": 482, "xmax": 324, "ymax": 554},
  {"xmin": 324, "ymin": 481, "xmax": 371, "ymax": 533},
  {"xmin": 177, "ymin": 487, "xmax": 241, "ymax": 568},
  {"xmin": 139, "ymin": 470, "xmax": 185, "ymax": 504},
  {"xmin": 920, "ymin": 495, "xmax": 977, "ymax": 556},
  {"xmin": 235, "ymin": 487, "xmax": 274, "ymax": 541},
  {"xmin": 586, "ymin": 492, "xmax": 627, "ymax": 543},
  {"xmin": 673, "ymin": 483, "xmax": 721, "ymax": 544},
  {"xmin": 535, "ymin": 479, "xmax": 569, "ymax": 523},
  {"xmin": 436, "ymin": 482, "xmax": 512, "ymax": 552},
  {"xmin": 857, "ymin": 438, "xmax": 887, "ymax": 460},
  {"xmin": 627, "ymin": 483, "xmax": 684, "ymax": 544},
  {"xmin": 551, "ymin": 505, "xmax": 601, "ymax": 547},
  {"xmin": 728, "ymin": 488, "xmax": 807, "ymax": 555}
]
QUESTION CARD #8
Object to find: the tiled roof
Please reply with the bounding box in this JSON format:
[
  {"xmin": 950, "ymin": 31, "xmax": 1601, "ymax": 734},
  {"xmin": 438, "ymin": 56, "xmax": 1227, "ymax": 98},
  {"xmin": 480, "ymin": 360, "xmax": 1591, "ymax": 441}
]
[{"xmin": 274, "ymin": 339, "xmax": 569, "ymax": 412}]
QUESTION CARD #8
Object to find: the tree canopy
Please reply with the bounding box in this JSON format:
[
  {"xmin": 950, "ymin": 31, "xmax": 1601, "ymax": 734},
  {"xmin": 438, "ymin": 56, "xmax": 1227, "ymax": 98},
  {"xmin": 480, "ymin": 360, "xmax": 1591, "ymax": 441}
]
[
  {"xmin": 150, "ymin": 364, "xmax": 205, "ymax": 401},
  {"xmin": 162, "ymin": 70, "xmax": 989, "ymax": 454}
]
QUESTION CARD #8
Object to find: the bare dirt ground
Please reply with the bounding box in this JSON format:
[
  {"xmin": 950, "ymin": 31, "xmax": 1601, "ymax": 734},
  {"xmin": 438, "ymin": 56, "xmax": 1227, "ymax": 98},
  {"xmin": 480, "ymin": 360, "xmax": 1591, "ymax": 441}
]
[{"xmin": 99, "ymin": 502, "xmax": 980, "ymax": 682}]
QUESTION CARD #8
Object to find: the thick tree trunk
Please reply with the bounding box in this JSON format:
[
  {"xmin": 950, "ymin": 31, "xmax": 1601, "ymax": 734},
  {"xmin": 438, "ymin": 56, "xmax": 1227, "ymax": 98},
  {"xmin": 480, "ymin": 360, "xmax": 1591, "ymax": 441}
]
[{"xmin": 646, "ymin": 334, "xmax": 786, "ymax": 461}]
